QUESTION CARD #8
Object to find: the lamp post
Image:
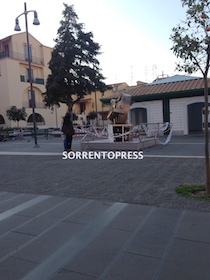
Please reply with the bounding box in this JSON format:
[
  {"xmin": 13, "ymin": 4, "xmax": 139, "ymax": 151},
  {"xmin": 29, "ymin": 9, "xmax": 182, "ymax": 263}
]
[
  {"xmin": 101, "ymin": 92, "xmax": 104, "ymax": 127},
  {"xmin": 55, "ymin": 105, "xmax": 58, "ymax": 128},
  {"xmin": 94, "ymin": 91, "xmax": 98, "ymax": 127},
  {"xmin": 14, "ymin": 2, "xmax": 40, "ymax": 147}
]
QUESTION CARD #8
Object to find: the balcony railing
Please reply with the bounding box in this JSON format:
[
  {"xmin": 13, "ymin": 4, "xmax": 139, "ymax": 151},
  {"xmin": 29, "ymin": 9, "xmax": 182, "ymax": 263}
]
[
  {"xmin": 22, "ymin": 101, "xmax": 46, "ymax": 109},
  {"xmin": 20, "ymin": 75, "xmax": 44, "ymax": 85},
  {"xmin": 0, "ymin": 51, "xmax": 44, "ymax": 65}
]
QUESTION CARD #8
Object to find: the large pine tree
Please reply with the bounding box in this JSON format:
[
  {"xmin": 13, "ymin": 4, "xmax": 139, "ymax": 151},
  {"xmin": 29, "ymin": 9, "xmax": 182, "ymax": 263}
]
[{"xmin": 43, "ymin": 4, "xmax": 108, "ymax": 111}]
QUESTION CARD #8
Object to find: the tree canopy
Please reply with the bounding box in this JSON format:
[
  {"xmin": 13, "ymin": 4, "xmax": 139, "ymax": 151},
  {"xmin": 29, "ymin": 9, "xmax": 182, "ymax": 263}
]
[
  {"xmin": 88, "ymin": 111, "xmax": 97, "ymax": 120},
  {"xmin": 6, "ymin": 106, "xmax": 27, "ymax": 127},
  {"xmin": 170, "ymin": 0, "xmax": 210, "ymax": 76},
  {"xmin": 43, "ymin": 4, "xmax": 109, "ymax": 111}
]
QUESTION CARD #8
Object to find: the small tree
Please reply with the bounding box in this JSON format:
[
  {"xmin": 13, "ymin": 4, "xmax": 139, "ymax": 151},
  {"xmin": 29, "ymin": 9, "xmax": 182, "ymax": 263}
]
[
  {"xmin": 170, "ymin": 0, "xmax": 210, "ymax": 193},
  {"xmin": 88, "ymin": 111, "xmax": 97, "ymax": 120},
  {"xmin": 88, "ymin": 111, "xmax": 97, "ymax": 125},
  {"xmin": 6, "ymin": 106, "xmax": 27, "ymax": 127},
  {"xmin": 73, "ymin": 113, "xmax": 78, "ymax": 121},
  {"xmin": 43, "ymin": 4, "xmax": 109, "ymax": 112}
]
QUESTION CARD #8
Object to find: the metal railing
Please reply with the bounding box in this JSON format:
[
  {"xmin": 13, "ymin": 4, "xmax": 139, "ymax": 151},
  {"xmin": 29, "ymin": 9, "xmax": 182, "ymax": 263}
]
[
  {"xmin": 20, "ymin": 75, "xmax": 44, "ymax": 85},
  {"xmin": 0, "ymin": 51, "xmax": 44, "ymax": 65}
]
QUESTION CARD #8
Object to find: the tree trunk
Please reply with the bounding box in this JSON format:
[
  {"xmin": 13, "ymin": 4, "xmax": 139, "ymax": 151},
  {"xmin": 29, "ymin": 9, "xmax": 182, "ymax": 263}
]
[{"xmin": 204, "ymin": 75, "xmax": 210, "ymax": 194}]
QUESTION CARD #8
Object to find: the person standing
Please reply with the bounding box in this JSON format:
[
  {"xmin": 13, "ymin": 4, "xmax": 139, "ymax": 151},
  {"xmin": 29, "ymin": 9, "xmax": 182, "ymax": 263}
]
[{"xmin": 62, "ymin": 113, "xmax": 74, "ymax": 152}]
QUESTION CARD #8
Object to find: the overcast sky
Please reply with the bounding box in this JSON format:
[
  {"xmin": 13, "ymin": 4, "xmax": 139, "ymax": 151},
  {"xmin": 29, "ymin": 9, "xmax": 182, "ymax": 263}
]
[{"xmin": 1, "ymin": 0, "xmax": 193, "ymax": 85}]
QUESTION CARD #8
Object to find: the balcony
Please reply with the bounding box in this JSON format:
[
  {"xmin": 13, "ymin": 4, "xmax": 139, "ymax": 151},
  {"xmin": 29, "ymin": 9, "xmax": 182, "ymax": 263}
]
[
  {"xmin": 0, "ymin": 51, "xmax": 44, "ymax": 66},
  {"xmin": 20, "ymin": 75, "xmax": 44, "ymax": 85},
  {"xmin": 22, "ymin": 101, "xmax": 46, "ymax": 109}
]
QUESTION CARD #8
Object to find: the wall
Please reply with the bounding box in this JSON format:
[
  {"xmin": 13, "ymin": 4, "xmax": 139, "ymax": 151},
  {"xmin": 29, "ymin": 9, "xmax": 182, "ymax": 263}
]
[
  {"xmin": 129, "ymin": 96, "xmax": 208, "ymax": 135},
  {"xmin": 0, "ymin": 59, "xmax": 11, "ymax": 126},
  {"xmin": 73, "ymin": 83, "xmax": 130, "ymax": 126},
  {"xmin": 129, "ymin": 100, "xmax": 163, "ymax": 124},
  {"xmin": 0, "ymin": 32, "xmax": 66, "ymax": 128},
  {"xmin": 170, "ymin": 96, "xmax": 206, "ymax": 135}
]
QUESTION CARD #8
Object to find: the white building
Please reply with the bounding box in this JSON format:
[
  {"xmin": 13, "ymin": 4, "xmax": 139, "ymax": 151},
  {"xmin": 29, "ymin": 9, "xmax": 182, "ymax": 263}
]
[{"xmin": 127, "ymin": 75, "xmax": 210, "ymax": 135}]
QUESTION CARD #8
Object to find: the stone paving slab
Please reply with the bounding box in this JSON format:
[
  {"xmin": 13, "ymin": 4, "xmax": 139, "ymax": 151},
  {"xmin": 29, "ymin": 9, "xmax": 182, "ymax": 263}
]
[
  {"xmin": 175, "ymin": 210, "xmax": 210, "ymax": 243},
  {"xmin": 13, "ymin": 221, "xmax": 84, "ymax": 264},
  {"xmin": 157, "ymin": 239, "xmax": 210, "ymax": 280},
  {"xmin": 63, "ymin": 227, "xmax": 132, "ymax": 277},
  {"xmin": 103, "ymin": 252, "xmax": 160, "ymax": 280},
  {"xmin": 0, "ymin": 256, "xmax": 37, "ymax": 280},
  {"xmin": 0, "ymin": 191, "xmax": 209, "ymax": 280},
  {"xmin": 125, "ymin": 207, "xmax": 182, "ymax": 259}
]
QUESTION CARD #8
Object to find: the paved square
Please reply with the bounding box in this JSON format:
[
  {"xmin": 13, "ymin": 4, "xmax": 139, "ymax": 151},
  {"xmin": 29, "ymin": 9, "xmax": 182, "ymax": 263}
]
[{"xmin": 0, "ymin": 135, "xmax": 210, "ymax": 279}]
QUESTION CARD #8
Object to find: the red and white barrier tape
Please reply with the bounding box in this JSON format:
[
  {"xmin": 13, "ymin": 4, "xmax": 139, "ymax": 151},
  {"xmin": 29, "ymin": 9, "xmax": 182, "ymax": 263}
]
[{"xmin": 69, "ymin": 123, "xmax": 173, "ymax": 145}]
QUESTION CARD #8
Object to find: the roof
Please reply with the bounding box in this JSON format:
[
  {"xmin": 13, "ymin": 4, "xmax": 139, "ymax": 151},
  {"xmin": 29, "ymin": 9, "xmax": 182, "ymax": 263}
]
[
  {"xmin": 100, "ymin": 75, "xmax": 210, "ymax": 104},
  {"xmin": 0, "ymin": 32, "xmax": 46, "ymax": 48},
  {"xmin": 0, "ymin": 35, "xmax": 12, "ymax": 43},
  {"xmin": 126, "ymin": 76, "xmax": 209, "ymax": 98},
  {"xmin": 148, "ymin": 75, "xmax": 200, "ymax": 85}
]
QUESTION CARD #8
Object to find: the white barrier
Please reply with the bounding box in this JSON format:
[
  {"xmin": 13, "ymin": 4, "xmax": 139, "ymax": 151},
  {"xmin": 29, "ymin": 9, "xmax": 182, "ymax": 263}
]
[{"xmin": 72, "ymin": 122, "xmax": 173, "ymax": 145}]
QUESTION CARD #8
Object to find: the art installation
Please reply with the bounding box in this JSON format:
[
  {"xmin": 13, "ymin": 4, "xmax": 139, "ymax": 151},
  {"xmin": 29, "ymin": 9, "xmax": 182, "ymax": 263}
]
[
  {"xmin": 107, "ymin": 93, "xmax": 131, "ymax": 124},
  {"xmin": 107, "ymin": 93, "xmax": 133, "ymax": 143}
]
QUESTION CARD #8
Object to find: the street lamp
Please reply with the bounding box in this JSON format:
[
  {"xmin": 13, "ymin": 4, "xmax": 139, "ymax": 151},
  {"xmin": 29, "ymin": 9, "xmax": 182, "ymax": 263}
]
[
  {"xmin": 94, "ymin": 91, "xmax": 98, "ymax": 127},
  {"xmin": 14, "ymin": 2, "xmax": 40, "ymax": 147},
  {"xmin": 101, "ymin": 92, "xmax": 105, "ymax": 127}
]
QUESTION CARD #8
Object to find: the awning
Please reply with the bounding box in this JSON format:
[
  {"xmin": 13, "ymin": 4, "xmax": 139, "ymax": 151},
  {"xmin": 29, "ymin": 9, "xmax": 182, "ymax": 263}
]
[
  {"xmin": 97, "ymin": 110, "xmax": 109, "ymax": 114},
  {"xmin": 100, "ymin": 98, "xmax": 113, "ymax": 104},
  {"xmin": 78, "ymin": 98, "xmax": 92, "ymax": 104}
]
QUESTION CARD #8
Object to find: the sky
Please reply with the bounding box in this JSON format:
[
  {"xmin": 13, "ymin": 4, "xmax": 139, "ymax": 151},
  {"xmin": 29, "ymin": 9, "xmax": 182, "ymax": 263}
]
[{"xmin": 0, "ymin": 0, "xmax": 193, "ymax": 85}]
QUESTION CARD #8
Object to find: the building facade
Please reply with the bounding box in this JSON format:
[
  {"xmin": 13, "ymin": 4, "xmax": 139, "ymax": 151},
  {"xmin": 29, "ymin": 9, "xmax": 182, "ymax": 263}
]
[
  {"xmin": 127, "ymin": 75, "xmax": 210, "ymax": 135},
  {"xmin": 73, "ymin": 82, "xmax": 130, "ymax": 126},
  {"xmin": 0, "ymin": 32, "xmax": 66, "ymax": 128},
  {"xmin": 101, "ymin": 75, "xmax": 210, "ymax": 135}
]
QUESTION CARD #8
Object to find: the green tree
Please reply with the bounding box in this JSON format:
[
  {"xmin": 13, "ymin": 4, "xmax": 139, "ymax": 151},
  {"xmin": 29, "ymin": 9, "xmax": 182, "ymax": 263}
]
[
  {"xmin": 170, "ymin": 0, "xmax": 210, "ymax": 193},
  {"xmin": 73, "ymin": 113, "xmax": 78, "ymax": 121},
  {"xmin": 88, "ymin": 111, "xmax": 97, "ymax": 125},
  {"xmin": 88, "ymin": 111, "xmax": 97, "ymax": 120},
  {"xmin": 6, "ymin": 106, "xmax": 27, "ymax": 127},
  {"xmin": 43, "ymin": 4, "xmax": 108, "ymax": 112}
]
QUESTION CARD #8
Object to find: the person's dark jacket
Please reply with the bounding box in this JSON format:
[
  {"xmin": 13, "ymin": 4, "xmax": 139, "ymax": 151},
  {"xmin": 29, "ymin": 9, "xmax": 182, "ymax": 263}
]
[{"xmin": 62, "ymin": 120, "xmax": 74, "ymax": 136}]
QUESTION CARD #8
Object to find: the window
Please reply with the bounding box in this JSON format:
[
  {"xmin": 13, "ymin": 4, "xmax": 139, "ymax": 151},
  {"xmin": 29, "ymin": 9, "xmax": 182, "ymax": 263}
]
[
  {"xmin": 0, "ymin": 115, "xmax": 5, "ymax": 124},
  {"xmin": 28, "ymin": 90, "xmax": 35, "ymax": 108},
  {"xmin": 27, "ymin": 113, "xmax": 45, "ymax": 124},
  {"xmin": 5, "ymin": 45, "xmax": 9, "ymax": 56},
  {"xmin": 25, "ymin": 45, "xmax": 32, "ymax": 61}
]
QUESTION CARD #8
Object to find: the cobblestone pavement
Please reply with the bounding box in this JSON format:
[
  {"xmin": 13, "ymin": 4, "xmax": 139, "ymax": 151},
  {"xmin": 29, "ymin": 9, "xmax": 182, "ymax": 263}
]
[{"xmin": 0, "ymin": 134, "xmax": 209, "ymax": 212}]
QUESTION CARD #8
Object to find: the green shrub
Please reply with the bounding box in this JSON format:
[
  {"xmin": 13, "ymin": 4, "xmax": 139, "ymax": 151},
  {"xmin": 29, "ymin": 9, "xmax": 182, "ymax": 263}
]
[{"xmin": 176, "ymin": 184, "xmax": 210, "ymax": 201}]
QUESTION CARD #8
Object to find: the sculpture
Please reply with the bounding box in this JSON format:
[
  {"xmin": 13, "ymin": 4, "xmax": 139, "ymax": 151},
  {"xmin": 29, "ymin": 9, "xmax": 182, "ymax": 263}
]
[{"xmin": 107, "ymin": 93, "xmax": 131, "ymax": 124}]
